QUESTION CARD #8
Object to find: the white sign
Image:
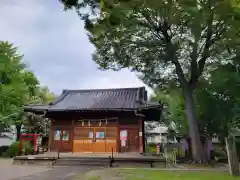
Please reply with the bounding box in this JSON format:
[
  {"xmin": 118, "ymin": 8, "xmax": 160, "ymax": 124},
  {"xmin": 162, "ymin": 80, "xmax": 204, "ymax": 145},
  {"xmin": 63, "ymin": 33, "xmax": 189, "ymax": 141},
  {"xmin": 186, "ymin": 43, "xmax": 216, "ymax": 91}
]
[
  {"xmin": 120, "ymin": 130, "xmax": 127, "ymax": 140},
  {"xmin": 121, "ymin": 140, "xmax": 126, "ymax": 147},
  {"xmin": 139, "ymin": 132, "xmax": 142, "ymax": 137}
]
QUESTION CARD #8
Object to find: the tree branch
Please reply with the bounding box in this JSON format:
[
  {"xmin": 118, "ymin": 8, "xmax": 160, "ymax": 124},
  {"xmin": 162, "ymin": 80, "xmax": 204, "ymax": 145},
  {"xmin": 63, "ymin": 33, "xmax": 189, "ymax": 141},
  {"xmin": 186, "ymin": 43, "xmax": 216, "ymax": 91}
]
[
  {"xmin": 172, "ymin": 59, "xmax": 188, "ymax": 88},
  {"xmin": 189, "ymin": 41, "xmax": 199, "ymax": 86},
  {"xmin": 140, "ymin": 9, "xmax": 164, "ymax": 41},
  {"xmin": 190, "ymin": 10, "xmax": 214, "ymax": 88}
]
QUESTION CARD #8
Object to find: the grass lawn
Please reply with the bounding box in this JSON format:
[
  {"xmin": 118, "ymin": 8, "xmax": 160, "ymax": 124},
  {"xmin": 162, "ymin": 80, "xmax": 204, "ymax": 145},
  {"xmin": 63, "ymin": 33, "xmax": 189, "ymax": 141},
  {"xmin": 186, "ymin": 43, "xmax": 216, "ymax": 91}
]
[
  {"xmin": 77, "ymin": 169, "xmax": 240, "ymax": 180},
  {"xmin": 120, "ymin": 169, "xmax": 239, "ymax": 180}
]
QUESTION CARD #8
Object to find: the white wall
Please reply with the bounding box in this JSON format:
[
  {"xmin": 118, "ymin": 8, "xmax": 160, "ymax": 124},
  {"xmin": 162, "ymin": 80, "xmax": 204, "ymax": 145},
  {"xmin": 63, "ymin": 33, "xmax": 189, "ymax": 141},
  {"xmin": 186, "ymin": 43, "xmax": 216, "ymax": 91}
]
[
  {"xmin": 0, "ymin": 138, "xmax": 15, "ymax": 146},
  {"xmin": 147, "ymin": 134, "xmax": 168, "ymax": 144}
]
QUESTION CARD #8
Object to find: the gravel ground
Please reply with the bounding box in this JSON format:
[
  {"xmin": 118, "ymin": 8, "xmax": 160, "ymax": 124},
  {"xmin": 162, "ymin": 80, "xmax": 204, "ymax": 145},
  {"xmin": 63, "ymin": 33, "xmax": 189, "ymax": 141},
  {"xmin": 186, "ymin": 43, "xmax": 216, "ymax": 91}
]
[
  {"xmin": 0, "ymin": 158, "xmax": 51, "ymax": 180},
  {"xmin": 0, "ymin": 159, "xmax": 101, "ymax": 180},
  {"xmin": 13, "ymin": 166, "xmax": 99, "ymax": 180}
]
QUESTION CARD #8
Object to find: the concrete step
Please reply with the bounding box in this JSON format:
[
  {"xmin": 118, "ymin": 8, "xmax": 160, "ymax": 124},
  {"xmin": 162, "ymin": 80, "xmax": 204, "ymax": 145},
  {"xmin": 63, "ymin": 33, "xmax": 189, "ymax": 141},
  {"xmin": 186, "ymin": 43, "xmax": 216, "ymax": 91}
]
[
  {"xmin": 54, "ymin": 157, "xmax": 111, "ymax": 166},
  {"xmin": 58, "ymin": 156, "xmax": 111, "ymax": 161},
  {"xmin": 55, "ymin": 161, "xmax": 110, "ymax": 166}
]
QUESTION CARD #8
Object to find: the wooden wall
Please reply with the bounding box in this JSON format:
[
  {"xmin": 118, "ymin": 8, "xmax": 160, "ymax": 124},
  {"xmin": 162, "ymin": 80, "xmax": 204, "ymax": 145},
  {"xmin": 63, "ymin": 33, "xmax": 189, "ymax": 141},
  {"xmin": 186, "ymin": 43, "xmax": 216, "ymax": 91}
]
[
  {"xmin": 49, "ymin": 111, "xmax": 141, "ymax": 153},
  {"xmin": 50, "ymin": 119, "xmax": 73, "ymax": 152},
  {"xmin": 73, "ymin": 121, "xmax": 118, "ymax": 153}
]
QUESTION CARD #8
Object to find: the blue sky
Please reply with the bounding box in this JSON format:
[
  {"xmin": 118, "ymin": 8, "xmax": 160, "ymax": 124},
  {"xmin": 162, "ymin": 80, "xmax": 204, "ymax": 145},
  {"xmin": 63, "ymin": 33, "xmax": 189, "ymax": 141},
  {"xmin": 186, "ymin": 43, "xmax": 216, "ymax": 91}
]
[{"xmin": 0, "ymin": 0, "xmax": 152, "ymax": 95}]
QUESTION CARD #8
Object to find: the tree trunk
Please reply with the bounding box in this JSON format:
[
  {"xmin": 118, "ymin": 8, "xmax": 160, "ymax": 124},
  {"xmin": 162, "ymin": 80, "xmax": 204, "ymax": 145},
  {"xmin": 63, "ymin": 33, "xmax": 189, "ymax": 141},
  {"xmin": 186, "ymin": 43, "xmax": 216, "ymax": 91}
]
[
  {"xmin": 183, "ymin": 88, "xmax": 206, "ymax": 162},
  {"xmin": 225, "ymin": 137, "xmax": 239, "ymax": 176},
  {"xmin": 16, "ymin": 124, "xmax": 22, "ymax": 141}
]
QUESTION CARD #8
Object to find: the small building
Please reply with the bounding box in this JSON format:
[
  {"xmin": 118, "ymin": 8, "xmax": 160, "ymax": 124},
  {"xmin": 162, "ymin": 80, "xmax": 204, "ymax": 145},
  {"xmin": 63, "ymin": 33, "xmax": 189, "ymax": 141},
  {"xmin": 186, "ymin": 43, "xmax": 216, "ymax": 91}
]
[
  {"xmin": 24, "ymin": 87, "xmax": 162, "ymax": 153},
  {"xmin": 0, "ymin": 132, "xmax": 15, "ymax": 146},
  {"xmin": 145, "ymin": 123, "xmax": 168, "ymax": 144}
]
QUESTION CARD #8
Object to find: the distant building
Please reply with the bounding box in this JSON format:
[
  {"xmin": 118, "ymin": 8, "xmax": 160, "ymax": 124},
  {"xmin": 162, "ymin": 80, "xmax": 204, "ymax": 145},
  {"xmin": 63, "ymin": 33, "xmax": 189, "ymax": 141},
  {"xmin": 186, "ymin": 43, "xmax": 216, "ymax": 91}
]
[
  {"xmin": 0, "ymin": 132, "xmax": 15, "ymax": 146},
  {"xmin": 145, "ymin": 121, "xmax": 177, "ymax": 144},
  {"xmin": 0, "ymin": 125, "xmax": 17, "ymax": 146}
]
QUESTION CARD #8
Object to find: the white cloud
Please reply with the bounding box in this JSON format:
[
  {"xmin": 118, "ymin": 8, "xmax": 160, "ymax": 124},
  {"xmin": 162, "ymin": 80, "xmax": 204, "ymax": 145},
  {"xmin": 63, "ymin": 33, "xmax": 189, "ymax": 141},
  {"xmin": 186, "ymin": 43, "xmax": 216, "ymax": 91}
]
[{"xmin": 0, "ymin": 0, "xmax": 153, "ymax": 98}]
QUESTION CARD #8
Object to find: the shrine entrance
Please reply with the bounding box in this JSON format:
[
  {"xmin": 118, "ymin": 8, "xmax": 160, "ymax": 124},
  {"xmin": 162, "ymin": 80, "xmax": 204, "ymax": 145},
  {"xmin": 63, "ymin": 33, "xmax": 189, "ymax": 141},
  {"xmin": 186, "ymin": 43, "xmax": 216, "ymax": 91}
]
[
  {"xmin": 73, "ymin": 122, "xmax": 117, "ymax": 153},
  {"xmin": 53, "ymin": 126, "xmax": 73, "ymax": 152}
]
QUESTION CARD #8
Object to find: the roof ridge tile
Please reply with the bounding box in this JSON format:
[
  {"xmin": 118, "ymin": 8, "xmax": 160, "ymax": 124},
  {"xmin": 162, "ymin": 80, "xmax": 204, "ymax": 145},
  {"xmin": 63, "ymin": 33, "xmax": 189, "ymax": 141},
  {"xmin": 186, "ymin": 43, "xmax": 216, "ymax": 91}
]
[
  {"xmin": 24, "ymin": 86, "xmax": 160, "ymax": 111},
  {"xmin": 63, "ymin": 87, "xmax": 144, "ymax": 93}
]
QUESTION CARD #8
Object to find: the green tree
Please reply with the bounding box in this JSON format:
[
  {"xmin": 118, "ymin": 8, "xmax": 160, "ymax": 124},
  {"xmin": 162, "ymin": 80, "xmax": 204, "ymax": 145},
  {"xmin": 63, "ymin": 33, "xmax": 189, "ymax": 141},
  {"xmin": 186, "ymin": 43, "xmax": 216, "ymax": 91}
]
[
  {"xmin": 151, "ymin": 89, "xmax": 187, "ymax": 135},
  {"xmin": 0, "ymin": 41, "xmax": 28, "ymax": 134},
  {"xmin": 196, "ymin": 63, "xmax": 240, "ymax": 141},
  {"xmin": 0, "ymin": 41, "xmax": 43, "ymax": 139},
  {"xmin": 153, "ymin": 63, "xmax": 240, "ymax": 144},
  {"xmin": 13, "ymin": 71, "xmax": 40, "ymax": 140},
  {"xmin": 61, "ymin": 0, "xmax": 240, "ymax": 161},
  {"xmin": 24, "ymin": 86, "xmax": 55, "ymax": 135}
]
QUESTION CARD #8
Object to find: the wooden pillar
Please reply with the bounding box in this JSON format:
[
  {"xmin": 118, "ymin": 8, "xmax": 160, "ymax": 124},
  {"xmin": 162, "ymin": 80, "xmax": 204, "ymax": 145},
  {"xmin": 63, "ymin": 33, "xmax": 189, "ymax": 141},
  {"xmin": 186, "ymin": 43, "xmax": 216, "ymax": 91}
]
[
  {"xmin": 116, "ymin": 119, "xmax": 120, "ymax": 153},
  {"xmin": 138, "ymin": 119, "xmax": 143, "ymax": 153},
  {"xmin": 71, "ymin": 119, "xmax": 74, "ymax": 153},
  {"xmin": 33, "ymin": 133, "xmax": 37, "ymax": 153},
  {"xmin": 142, "ymin": 119, "xmax": 145, "ymax": 153},
  {"xmin": 48, "ymin": 119, "xmax": 52, "ymax": 152}
]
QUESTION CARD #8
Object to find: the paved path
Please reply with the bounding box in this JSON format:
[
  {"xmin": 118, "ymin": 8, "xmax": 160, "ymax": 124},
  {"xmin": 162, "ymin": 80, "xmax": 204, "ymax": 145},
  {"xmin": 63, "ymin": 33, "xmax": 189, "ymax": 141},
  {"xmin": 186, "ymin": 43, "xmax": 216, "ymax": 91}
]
[{"xmin": 13, "ymin": 166, "xmax": 99, "ymax": 180}]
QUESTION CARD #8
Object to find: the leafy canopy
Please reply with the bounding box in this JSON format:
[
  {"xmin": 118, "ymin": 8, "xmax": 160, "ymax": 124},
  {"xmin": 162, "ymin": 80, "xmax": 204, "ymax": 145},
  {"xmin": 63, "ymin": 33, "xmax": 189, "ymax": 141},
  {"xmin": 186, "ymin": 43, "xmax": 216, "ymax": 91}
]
[
  {"xmin": 152, "ymin": 63, "xmax": 240, "ymax": 141},
  {"xmin": 61, "ymin": 0, "xmax": 240, "ymax": 161},
  {"xmin": 0, "ymin": 42, "xmax": 29, "ymax": 127},
  {"xmin": 61, "ymin": 0, "xmax": 240, "ymax": 90},
  {"xmin": 0, "ymin": 41, "xmax": 52, "ymax": 132}
]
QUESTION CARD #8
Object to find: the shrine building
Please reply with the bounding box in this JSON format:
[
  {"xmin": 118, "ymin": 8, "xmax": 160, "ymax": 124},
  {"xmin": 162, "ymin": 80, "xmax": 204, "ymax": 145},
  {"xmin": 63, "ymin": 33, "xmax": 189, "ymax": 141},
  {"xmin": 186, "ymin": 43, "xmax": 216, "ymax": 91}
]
[{"xmin": 24, "ymin": 87, "xmax": 162, "ymax": 153}]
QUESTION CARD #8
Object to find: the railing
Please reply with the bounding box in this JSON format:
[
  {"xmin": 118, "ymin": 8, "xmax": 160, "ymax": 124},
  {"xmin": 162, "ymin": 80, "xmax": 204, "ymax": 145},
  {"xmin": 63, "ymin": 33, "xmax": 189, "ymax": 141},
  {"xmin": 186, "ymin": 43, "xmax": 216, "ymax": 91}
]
[{"xmin": 163, "ymin": 148, "xmax": 177, "ymax": 167}]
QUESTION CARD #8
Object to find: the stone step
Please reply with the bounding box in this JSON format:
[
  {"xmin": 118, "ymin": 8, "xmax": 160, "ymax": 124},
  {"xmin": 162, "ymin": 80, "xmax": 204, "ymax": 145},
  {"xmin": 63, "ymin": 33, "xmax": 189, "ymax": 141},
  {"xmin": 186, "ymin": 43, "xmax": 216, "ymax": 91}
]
[
  {"xmin": 58, "ymin": 156, "xmax": 111, "ymax": 161},
  {"xmin": 55, "ymin": 161, "xmax": 110, "ymax": 166},
  {"xmin": 54, "ymin": 158, "xmax": 111, "ymax": 166}
]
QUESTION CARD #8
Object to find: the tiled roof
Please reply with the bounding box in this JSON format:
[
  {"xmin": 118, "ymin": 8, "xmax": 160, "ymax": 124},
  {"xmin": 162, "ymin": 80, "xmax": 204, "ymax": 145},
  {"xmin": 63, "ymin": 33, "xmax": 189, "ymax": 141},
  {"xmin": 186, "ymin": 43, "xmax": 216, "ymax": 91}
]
[{"xmin": 24, "ymin": 87, "xmax": 161, "ymax": 112}]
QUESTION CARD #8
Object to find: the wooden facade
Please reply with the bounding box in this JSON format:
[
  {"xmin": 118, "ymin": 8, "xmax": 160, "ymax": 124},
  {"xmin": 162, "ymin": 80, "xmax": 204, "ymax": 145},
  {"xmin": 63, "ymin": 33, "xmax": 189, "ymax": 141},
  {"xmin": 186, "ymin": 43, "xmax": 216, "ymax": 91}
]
[
  {"xmin": 48, "ymin": 111, "xmax": 144, "ymax": 153},
  {"xmin": 24, "ymin": 87, "xmax": 162, "ymax": 154}
]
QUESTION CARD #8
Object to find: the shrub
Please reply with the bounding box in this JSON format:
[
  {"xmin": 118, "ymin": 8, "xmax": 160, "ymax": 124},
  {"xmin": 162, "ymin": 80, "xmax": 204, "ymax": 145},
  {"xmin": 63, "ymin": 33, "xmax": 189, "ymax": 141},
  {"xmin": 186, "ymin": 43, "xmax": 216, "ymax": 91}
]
[
  {"xmin": 7, "ymin": 141, "xmax": 34, "ymax": 157},
  {"xmin": 1, "ymin": 152, "xmax": 8, "ymax": 157},
  {"xmin": 0, "ymin": 145, "xmax": 9, "ymax": 156},
  {"xmin": 7, "ymin": 141, "xmax": 20, "ymax": 157},
  {"xmin": 23, "ymin": 142, "xmax": 34, "ymax": 155},
  {"xmin": 212, "ymin": 145, "xmax": 227, "ymax": 158}
]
